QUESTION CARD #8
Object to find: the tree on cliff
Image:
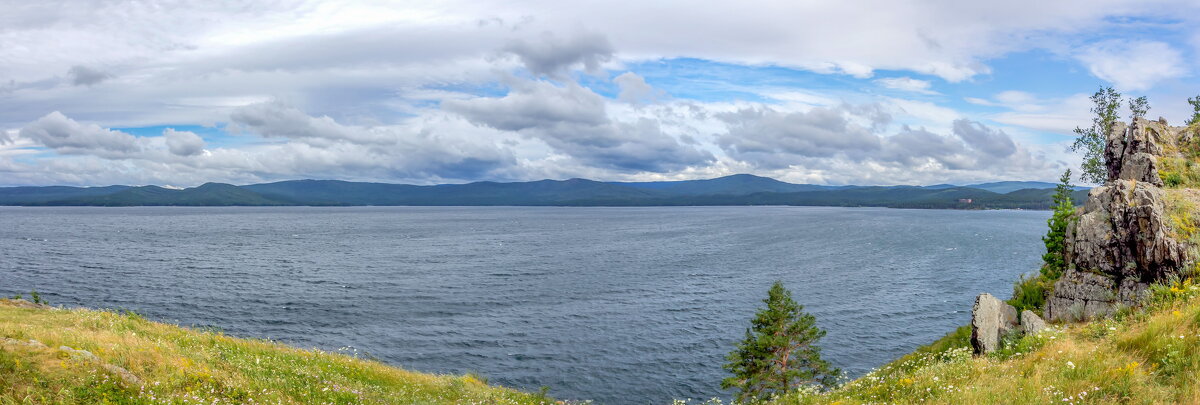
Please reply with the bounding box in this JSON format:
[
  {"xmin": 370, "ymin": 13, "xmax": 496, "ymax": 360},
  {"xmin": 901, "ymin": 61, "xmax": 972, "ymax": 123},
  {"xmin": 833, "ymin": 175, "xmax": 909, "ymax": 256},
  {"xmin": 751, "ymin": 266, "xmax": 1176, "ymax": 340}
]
[
  {"xmin": 1189, "ymin": 96, "xmax": 1200, "ymax": 125},
  {"xmin": 1041, "ymin": 169, "xmax": 1075, "ymax": 280},
  {"xmin": 1072, "ymin": 86, "xmax": 1122, "ymax": 184},
  {"xmin": 1129, "ymin": 96, "xmax": 1149, "ymax": 120},
  {"xmin": 723, "ymin": 281, "xmax": 840, "ymax": 402}
]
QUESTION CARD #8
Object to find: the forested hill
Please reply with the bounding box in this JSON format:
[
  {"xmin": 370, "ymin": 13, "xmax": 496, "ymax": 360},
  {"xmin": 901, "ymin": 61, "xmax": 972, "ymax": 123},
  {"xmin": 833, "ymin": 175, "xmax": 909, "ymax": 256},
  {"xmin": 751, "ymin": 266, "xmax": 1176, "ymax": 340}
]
[{"xmin": 0, "ymin": 174, "xmax": 1088, "ymax": 209}]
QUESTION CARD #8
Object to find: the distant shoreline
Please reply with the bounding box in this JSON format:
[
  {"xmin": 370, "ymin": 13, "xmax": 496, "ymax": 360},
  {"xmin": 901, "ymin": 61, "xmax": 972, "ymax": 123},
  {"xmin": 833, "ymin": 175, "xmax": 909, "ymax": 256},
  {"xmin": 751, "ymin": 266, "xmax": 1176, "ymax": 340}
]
[
  {"xmin": 0, "ymin": 204, "xmax": 1053, "ymax": 211},
  {"xmin": 0, "ymin": 174, "xmax": 1084, "ymax": 210}
]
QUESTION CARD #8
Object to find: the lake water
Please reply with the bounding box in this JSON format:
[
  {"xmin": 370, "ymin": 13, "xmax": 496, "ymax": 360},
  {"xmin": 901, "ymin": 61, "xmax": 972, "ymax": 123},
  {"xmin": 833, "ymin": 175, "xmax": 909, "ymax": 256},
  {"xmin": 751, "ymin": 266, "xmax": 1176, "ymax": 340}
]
[{"xmin": 0, "ymin": 206, "xmax": 1047, "ymax": 404}]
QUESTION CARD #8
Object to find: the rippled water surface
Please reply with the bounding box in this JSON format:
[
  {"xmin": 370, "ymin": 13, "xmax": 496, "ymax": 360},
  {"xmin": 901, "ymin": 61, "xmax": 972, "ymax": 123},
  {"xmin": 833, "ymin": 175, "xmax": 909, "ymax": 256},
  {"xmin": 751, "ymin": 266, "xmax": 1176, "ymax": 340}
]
[{"xmin": 0, "ymin": 206, "xmax": 1047, "ymax": 404}]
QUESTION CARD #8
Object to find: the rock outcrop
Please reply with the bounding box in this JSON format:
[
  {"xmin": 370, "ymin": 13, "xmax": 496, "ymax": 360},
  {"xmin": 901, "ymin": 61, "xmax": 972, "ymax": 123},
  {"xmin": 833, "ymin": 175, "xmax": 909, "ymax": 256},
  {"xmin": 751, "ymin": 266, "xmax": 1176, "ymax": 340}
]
[
  {"xmin": 1046, "ymin": 118, "xmax": 1194, "ymax": 322},
  {"xmin": 970, "ymin": 293, "xmax": 1018, "ymax": 354}
]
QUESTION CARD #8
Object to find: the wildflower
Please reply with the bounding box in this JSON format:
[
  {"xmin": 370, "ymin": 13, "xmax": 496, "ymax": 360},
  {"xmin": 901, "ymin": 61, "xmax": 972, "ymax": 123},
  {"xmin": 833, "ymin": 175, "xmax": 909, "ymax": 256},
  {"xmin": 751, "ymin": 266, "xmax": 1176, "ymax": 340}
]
[{"xmin": 1066, "ymin": 361, "xmax": 1075, "ymax": 369}]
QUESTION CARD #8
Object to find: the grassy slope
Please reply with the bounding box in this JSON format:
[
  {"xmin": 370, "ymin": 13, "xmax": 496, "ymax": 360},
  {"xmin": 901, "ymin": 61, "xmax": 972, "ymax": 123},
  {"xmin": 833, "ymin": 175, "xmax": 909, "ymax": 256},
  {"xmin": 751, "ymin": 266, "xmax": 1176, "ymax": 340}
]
[
  {"xmin": 754, "ymin": 280, "xmax": 1200, "ymax": 405},
  {"xmin": 0, "ymin": 300, "xmax": 551, "ymax": 405}
]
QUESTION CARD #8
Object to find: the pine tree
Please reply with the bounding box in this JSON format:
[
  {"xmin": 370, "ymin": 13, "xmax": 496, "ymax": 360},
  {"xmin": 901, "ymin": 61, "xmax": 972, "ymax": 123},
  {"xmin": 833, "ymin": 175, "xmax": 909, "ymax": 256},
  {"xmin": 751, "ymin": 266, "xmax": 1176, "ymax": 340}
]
[
  {"xmin": 1188, "ymin": 96, "xmax": 1200, "ymax": 126},
  {"xmin": 1071, "ymin": 86, "xmax": 1122, "ymax": 184},
  {"xmin": 722, "ymin": 281, "xmax": 839, "ymax": 402},
  {"xmin": 1041, "ymin": 169, "xmax": 1075, "ymax": 281}
]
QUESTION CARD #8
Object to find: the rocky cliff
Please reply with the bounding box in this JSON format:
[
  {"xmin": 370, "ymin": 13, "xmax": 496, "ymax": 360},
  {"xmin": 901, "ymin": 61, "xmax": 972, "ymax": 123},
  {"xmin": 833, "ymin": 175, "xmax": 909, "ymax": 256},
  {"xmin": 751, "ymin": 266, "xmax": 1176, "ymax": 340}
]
[{"xmin": 1044, "ymin": 117, "xmax": 1198, "ymax": 321}]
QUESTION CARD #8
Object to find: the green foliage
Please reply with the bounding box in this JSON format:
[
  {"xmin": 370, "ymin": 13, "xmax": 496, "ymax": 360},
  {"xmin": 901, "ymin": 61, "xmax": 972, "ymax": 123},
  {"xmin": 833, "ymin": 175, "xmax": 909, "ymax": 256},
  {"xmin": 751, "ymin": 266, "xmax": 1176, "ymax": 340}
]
[
  {"xmin": 1041, "ymin": 170, "xmax": 1075, "ymax": 281},
  {"xmin": 465, "ymin": 371, "xmax": 489, "ymax": 385},
  {"xmin": 1008, "ymin": 274, "xmax": 1048, "ymax": 314},
  {"xmin": 989, "ymin": 328, "xmax": 1054, "ymax": 361},
  {"xmin": 905, "ymin": 325, "xmax": 972, "ymax": 360},
  {"xmin": 1164, "ymin": 191, "xmax": 1200, "ymax": 248},
  {"xmin": 1160, "ymin": 157, "xmax": 1200, "ymax": 189},
  {"xmin": 1164, "ymin": 171, "xmax": 1184, "ymax": 187},
  {"xmin": 29, "ymin": 290, "xmax": 46, "ymax": 305},
  {"xmin": 1128, "ymin": 96, "xmax": 1149, "ymax": 121},
  {"xmin": 1189, "ymin": 95, "xmax": 1200, "ymax": 126},
  {"xmin": 723, "ymin": 281, "xmax": 840, "ymax": 403},
  {"xmin": 1072, "ymin": 86, "xmax": 1122, "ymax": 184},
  {"xmin": 1148, "ymin": 276, "xmax": 1200, "ymax": 308}
]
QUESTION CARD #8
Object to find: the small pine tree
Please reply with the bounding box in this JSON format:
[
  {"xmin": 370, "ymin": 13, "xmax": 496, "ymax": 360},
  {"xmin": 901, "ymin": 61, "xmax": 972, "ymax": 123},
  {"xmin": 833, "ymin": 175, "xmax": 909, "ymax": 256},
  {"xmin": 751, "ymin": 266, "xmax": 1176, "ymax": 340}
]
[
  {"xmin": 1041, "ymin": 169, "xmax": 1075, "ymax": 281},
  {"xmin": 1189, "ymin": 96, "xmax": 1200, "ymax": 126},
  {"xmin": 1071, "ymin": 86, "xmax": 1122, "ymax": 184},
  {"xmin": 722, "ymin": 281, "xmax": 839, "ymax": 402}
]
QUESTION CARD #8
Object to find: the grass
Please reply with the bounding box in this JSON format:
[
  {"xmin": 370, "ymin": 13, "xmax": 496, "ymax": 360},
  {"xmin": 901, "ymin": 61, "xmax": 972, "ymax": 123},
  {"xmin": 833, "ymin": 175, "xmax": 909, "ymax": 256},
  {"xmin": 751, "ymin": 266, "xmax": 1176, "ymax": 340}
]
[
  {"xmin": 0, "ymin": 300, "xmax": 556, "ymax": 405},
  {"xmin": 718, "ymin": 277, "xmax": 1200, "ymax": 404},
  {"xmin": 1166, "ymin": 189, "xmax": 1200, "ymax": 249}
]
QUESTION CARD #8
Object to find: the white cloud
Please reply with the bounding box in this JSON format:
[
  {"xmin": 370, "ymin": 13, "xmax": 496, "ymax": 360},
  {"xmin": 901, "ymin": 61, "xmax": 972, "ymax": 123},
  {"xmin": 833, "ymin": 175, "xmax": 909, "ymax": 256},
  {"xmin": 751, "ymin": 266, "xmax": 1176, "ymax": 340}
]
[
  {"xmin": 445, "ymin": 78, "xmax": 713, "ymax": 172},
  {"xmin": 1, "ymin": 0, "xmax": 1191, "ymax": 186},
  {"xmin": 164, "ymin": 129, "xmax": 205, "ymax": 156},
  {"xmin": 614, "ymin": 72, "xmax": 663, "ymax": 104},
  {"xmin": 875, "ymin": 77, "xmax": 937, "ymax": 94},
  {"xmin": 18, "ymin": 112, "xmax": 142, "ymax": 158},
  {"xmin": 987, "ymin": 93, "xmax": 1093, "ymax": 135},
  {"xmin": 1076, "ymin": 40, "xmax": 1187, "ymax": 91}
]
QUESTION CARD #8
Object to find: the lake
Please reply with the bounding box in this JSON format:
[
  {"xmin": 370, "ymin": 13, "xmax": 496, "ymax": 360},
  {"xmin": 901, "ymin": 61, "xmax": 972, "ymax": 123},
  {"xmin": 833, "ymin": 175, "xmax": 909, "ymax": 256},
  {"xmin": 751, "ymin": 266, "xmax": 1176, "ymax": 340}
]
[{"xmin": 0, "ymin": 206, "xmax": 1047, "ymax": 404}]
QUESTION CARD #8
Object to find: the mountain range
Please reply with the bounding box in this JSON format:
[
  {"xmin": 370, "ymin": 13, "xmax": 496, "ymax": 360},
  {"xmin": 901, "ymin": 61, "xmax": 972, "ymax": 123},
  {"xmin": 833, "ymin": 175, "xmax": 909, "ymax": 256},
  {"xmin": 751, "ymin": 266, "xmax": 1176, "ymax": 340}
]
[{"xmin": 0, "ymin": 174, "xmax": 1089, "ymax": 209}]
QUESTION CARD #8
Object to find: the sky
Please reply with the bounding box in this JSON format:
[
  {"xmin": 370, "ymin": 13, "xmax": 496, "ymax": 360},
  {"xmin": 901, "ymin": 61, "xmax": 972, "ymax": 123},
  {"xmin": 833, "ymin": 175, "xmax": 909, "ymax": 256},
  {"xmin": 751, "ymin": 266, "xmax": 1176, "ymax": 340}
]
[{"xmin": 4, "ymin": 1, "xmax": 1200, "ymax": 187}]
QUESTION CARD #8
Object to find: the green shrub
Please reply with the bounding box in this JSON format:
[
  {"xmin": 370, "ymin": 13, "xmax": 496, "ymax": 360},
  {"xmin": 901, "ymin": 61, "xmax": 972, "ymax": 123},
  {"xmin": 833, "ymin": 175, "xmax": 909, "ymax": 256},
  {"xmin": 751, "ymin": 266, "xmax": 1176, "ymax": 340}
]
[
  {"xmin": 1040, "ymin": 170, "xmax": 1074, "ymax": 281},
  {"xmin": 1165, "ymin": 172, "xmax": 1184, "ymax": 187},
  {"xmin": 1008, "ymin": 274, "xmax": 1048, "ymax": 315}
]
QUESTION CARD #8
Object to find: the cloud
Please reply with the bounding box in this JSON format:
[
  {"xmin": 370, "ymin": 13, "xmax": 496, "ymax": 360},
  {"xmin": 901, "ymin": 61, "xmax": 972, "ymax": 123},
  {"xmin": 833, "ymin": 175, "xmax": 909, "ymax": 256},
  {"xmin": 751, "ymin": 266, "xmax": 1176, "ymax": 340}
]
[
  {"xmin": 986, "ymin": 93, "xmax": 1093, "ymax": 134},
  {"xmin": 614, "ymin": 72, "xmax": 663, "ymax": 104},
  {"xmin": 875, "ymin": 77, "xmax": 937, "ymax": 94},
  {"xmin": 19, "ymin": 111, "xmax": 142, "ymax": 158},
  {"xmin": 717, "ymin": 107, "xmax": 882, "ymax": 168},
  {"xmin": 952, "ymin": 119, "xmax": 1016, "ymax": 157},
  {"xmin": 229, "ymin": 102, "xmax": 388, "ymax": 145},
  {"xmin": 11, "ymin": 109, "xmax": 524, "ymax": 185},
  {"xmin": 0, "ymin": 0, "xmax": 1176, "ymax": 186},
  {"xmin": 503, "ymin": 31, "xmax": 614, "ymax": 79},
  {"xmin": 714, "ymin": 104, "xmax": 1049, "ymax": 177},
  {"xmin": 164, "ymin": 129, "xmax": 206, "ymax": 156},
  {"xmin": 67, "ymin": 65, "xmax": 111, "ymax": 86},
  {"xmin": 1076, "ymin": 40, "xmax": 1187, "ymax": 91},
  {"xmin": 445, "ymin": 78, "xmax": 712, "ymax": 172}
]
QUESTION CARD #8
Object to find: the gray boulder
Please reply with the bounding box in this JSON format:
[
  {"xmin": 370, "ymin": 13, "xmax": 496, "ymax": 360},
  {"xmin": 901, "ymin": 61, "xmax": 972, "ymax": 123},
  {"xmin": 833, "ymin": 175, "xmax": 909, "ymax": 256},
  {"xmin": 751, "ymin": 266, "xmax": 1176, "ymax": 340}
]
[
  {"xmin": 1020, "ymin": 310, "xmax": 1047, "ymax": 335},
  {"xmin": 970, "ymin": 293, "xmax": 1018, "ymax": 354}
]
